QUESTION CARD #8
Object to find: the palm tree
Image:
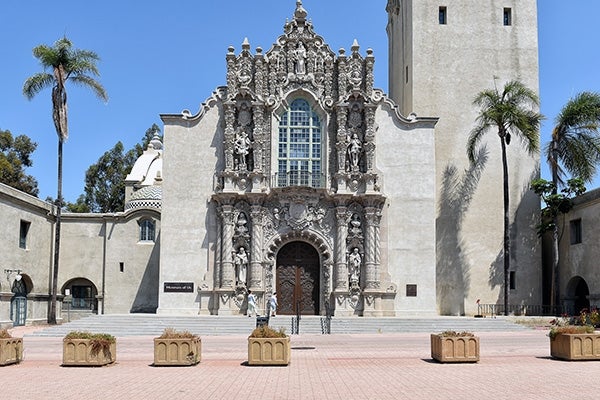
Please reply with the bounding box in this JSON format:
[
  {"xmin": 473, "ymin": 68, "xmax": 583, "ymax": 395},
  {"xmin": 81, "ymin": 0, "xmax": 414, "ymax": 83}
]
[
  {"xmin": 545, "ymin": 91, "xmax": 600, "ymax": 309},
  {"xmin": 23, "ymin": 37, "xmax": 108, "ymax": 324},
  {"xmin": 467, "ymin": 80, "xmax": 542, "ymax": 316}
]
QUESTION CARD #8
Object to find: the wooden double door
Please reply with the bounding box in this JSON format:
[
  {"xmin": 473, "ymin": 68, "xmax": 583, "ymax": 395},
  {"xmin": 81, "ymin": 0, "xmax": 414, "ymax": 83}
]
[{"xmin": 276, "ymin": 241, "xmax": 320, "ymax": 315}]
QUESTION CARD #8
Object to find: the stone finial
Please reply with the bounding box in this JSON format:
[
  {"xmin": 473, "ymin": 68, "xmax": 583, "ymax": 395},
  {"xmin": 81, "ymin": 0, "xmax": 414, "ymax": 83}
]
[
  {"xmin": 294, "ymin": 0, "xmax": 307, "ymax": 21},
  {"xmin": 351, "ymin": 39, "xmax": 360, "ymax": 53},
  {"xmin": 150, "ymin": 134, "xmax": 163, "ymax": 150},
  {"xmin": 242, "ymin": 37, "xmax": 250, "ymax": 51}
]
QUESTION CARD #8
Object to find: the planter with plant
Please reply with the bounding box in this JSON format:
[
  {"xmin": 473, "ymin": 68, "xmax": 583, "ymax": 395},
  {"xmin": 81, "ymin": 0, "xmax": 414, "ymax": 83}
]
[
  {"xmin": 154, "ymin": 328, "xmax": 201, "ymax": 366},
  {"xmin": 0, "ymin": 329, "xmax": 23, "ymax": 366},
  {"xmin": 63, "ymin": 331, "xmax": 116, "ymax": 366},
  {"xmin": 430, "ymin": 330, "xmax": 480, "ymax": 363},
  {"xmin": 549, "ymin": 309, "xmax": 600, "ymax": 361},
  {"xmin": 247, "ymin": 325, "xmax": 290, "ymax": 366}
]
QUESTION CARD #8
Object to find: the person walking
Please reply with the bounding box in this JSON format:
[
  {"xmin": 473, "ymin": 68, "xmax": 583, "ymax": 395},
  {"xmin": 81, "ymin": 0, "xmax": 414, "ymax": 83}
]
[
  {"xmin": 269, "ymin": 292, "xmax": 278, "ymax": 317},
  {"xmin": 247, "ymin": 290, "xmax": 258, "ymax": 317}
]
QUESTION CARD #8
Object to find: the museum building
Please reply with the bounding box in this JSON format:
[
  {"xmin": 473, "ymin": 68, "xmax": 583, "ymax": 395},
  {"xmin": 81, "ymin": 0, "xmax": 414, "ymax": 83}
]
[{"xmin": 1, "ymin": 1, "xmax": 548, "ymax": 327}]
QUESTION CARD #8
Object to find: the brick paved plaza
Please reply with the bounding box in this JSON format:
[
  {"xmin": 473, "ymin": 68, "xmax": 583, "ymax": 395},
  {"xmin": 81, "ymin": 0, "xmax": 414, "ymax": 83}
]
[{"xmin": 3, "ymin": 327, "xmax": 599, "ymax": 399}]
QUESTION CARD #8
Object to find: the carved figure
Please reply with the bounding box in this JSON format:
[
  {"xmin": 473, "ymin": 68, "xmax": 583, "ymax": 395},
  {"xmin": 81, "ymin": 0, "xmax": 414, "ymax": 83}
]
[
  {"xmin": 294, "ymin": 42, "xmax": 307, "ymax": 74},
  {"xmin": 349, "ymin": 213, "xmax": 362, "ymax": 236},
  {"xmin": 234, "ymin": 247, "xmax": 249, "ymax": 285},
  {"xmin": 235, "ymin": 212, "xmax": 249, "ymax": 236},
  {"xmin": 347, "ymin": 133, "xmax": 362, "ymax": 171},
  {"xmin": 234, "ymin": 130, "xmax": 251, "ymax": 169},
  {"xmin": 348, "ymin": 248, "xmax": 361, "ymax": 284}
]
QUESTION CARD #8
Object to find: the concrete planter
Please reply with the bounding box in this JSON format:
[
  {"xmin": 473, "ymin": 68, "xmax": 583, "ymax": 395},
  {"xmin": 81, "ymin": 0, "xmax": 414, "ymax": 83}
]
[
  {"xmin": 153, "ymin": 337, "xmax": 201, "ymax": 366},
  {"xmin": 550, "ymin": 332, "xmax": 600, "ymax": 361},
  {"xmin": 63, "ymin": 338, "xmax": 116, "ymax": 366},
  {"xmin": 430, "ymin": 334, "xmax": 480, "ymax": 363},
  {"xmin": 247, "ymin": 336, "xmax": 291, "ymax": 366},
  {"xmin": 0, "ymin": 338, "xmax": 23, "ymax": 366}
]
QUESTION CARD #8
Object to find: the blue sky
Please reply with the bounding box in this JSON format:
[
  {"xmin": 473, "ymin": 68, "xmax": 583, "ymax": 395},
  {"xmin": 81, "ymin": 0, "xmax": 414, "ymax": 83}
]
[{"xmin": 0, "ymin": 1, "xmax": 598, "ymax": 202}]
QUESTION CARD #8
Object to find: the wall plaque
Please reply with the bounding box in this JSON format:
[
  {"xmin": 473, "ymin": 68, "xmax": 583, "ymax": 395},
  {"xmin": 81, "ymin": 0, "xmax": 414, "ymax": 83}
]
[{"xmin": 164, "ymin": 282, "xmax": 194, "ymax": 293}]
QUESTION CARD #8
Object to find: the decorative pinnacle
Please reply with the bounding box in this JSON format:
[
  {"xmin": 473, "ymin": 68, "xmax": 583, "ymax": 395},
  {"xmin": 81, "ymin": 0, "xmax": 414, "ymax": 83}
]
[{"xmin": 294, "ymin": 0, "xmax": 307, "ymax": 22}]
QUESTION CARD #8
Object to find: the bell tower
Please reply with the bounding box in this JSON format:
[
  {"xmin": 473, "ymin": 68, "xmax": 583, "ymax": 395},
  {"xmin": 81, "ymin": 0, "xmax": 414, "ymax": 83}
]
[{"xmin": 386, "ymin": 0, "xmax": 541, "ymax": 315}]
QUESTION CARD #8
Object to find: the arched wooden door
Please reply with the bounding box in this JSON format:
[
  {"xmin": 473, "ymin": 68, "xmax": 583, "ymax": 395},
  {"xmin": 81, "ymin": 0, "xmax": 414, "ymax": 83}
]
[{"xmin": 276, "ymin": 241, "xmax": 320, "ymax": 315}]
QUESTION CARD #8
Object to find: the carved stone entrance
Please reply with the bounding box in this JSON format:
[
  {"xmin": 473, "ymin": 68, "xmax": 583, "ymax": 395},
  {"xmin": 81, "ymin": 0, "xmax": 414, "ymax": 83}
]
[{"xmin": 276, "ymin": 241, "xmax": 320, "ymax": 315}]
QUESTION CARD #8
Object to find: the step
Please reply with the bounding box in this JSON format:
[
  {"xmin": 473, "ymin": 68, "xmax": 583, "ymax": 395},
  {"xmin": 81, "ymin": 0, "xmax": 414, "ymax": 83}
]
[{"xmin": 25, "ymin": 314, "xmax": 530, "ymax": 337}]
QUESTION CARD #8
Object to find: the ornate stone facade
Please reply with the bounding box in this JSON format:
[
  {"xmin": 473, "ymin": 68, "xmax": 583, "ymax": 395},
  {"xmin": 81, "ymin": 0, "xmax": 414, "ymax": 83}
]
[{"xmin": 159, "ymin": 1, "xmax": 437, "ymax": 317}]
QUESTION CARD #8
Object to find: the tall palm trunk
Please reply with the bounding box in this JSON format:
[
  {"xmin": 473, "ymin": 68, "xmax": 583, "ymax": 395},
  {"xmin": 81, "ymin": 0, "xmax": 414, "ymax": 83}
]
[
  {"xmin": 550, "ymin": 140, "xmax": 560, "ymax": 311},
  {"xmin": 500, "ymin": 135, "xmax": 510, "ymax": 316},
  {"xmin": 50, "ymin": 138, "xmax": 63, "ymax": 324}
]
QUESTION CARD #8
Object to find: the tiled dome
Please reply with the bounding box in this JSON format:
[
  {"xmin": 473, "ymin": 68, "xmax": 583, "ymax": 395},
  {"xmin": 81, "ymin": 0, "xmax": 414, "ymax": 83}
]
[{"xmin": 125, "ymin": 186, "xmax": 162, "ymax": 211}]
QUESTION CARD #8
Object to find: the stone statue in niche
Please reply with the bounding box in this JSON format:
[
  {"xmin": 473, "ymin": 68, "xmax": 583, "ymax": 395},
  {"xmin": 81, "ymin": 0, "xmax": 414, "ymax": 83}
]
[
  {"xmin": 347, "ymin": 133, "xmax": 362, "ymax": 171},
  {"xmin": 234, "ymin": 129, "xmax": 252, "ymax": 170},
  {"xmin": 235, "ymin": 212, "xmax": 249, "ymax": 236},
  {"xmin": 293, "ymin": 41, "xmax": 307, "ymax": 74},
  {"xmin": 234, "ymin": 247, "xmax": 249, "ymax": 286},
  {"xmin": 349, "ymin": 213, "xmax": 362, "ymax": 237},
  {"xmin": 348, "ymin": 247, "xmax": 361, "ymax": 285}
]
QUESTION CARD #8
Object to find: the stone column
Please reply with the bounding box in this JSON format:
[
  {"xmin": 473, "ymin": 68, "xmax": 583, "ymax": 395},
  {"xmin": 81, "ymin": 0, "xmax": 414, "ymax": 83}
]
[
  {"xmin": 334, "ymin": 206, "xmax": 349, "ymax": 291},
  {"xmin": 364, "ymin": 206, "xmax": 382, "ymax": 289},
  {"xmin": 223, "ymin": 103, "xmax": 236, "ymax": 172},
  {"xmin": 249, "ymin": 205, "xmax": 264, "ymax": 290},
  {"xmin": 220, "ymin": 205, "xmax": 235, "ymax": 288},
  {"xmin": 215, "ymin": 214, "xmax": 223, "ymax": 288}
]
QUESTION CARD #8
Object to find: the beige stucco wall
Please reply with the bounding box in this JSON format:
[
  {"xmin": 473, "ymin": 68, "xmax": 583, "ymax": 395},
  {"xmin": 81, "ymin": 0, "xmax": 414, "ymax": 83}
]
[
  {"xmin": 388, "ymin": 0, "xmax": 541, "ymax": 314},
  {"xmin": 0, "ymin": 184, "xmax": 53, "ymax": 326},
  {"xmin": 376, "ymin": 101, "xmax": 437, "ymax": 315},
  {"xmin": 158, "ymin": 100, "xmax": 223, "ymax": 315},
  {"xmin": 60, "ymin": 211, "xmax": 161, "ymax": 314},
  {"xmin": 557, "ymin": 189, "xmax": 600, "ymax": 310},
  {"xmin": 0, "ymin": 182, "xmax": 161, "ymax": 327}
]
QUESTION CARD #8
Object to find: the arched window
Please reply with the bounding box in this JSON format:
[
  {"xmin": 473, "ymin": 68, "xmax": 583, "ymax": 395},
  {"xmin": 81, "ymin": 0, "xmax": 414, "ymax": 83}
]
[
  {"xmin": 277, "ymin": 98, "xmax": 323, "ymax": 187},
  {"xmin": 139, "ymin": 219, "xmax": 155, "ymax": 242}
]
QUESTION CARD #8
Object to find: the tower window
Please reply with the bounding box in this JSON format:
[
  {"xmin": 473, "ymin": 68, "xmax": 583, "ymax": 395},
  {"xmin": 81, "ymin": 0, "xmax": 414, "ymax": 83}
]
[
  {"xmin": 503, "ymin": 8, "xmax": 512, "ymax": 26},
  {"xmin": 405, "ymin": 65, "xmax": 409, "ymax": 83},
  {"xmin": 570, "ymin": 219, "xmax": 582, "ymax": 244},
  {"xmin": 19, "ymin": 220, "xmax": 30, "ymax": 249},
  {"xmin": 139, "ymin": 219, "xmax": 155, "ymax": 242},
  {"xmin": 439, "ymin": 6, "xmax": 447, "ymax": 25},
  {"xmin": 509, "ymin": 271, "xmax": 516, "ymax": 290}
]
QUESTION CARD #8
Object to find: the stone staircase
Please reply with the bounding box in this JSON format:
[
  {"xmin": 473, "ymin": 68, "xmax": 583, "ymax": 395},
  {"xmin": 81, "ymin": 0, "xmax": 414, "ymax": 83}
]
[{"xmin": 26, "ymin": 314, "xmax": 530, "ymax": 337}]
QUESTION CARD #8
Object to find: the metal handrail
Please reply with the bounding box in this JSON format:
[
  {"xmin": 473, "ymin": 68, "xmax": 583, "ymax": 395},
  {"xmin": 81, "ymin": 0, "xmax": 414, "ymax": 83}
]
[{"xmin": 476, "ymin": 303, "xmax": 572, "ymax": 317}]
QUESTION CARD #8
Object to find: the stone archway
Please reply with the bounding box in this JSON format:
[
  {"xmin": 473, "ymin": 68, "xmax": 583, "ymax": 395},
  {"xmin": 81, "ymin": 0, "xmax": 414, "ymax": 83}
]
[
  {"xmin": 566, "ymin": 276, "xmax": 590, "ymax": 315},
  {"xmin": 276, "ymin": 241, "xmax": 320, "ymax": 315}
]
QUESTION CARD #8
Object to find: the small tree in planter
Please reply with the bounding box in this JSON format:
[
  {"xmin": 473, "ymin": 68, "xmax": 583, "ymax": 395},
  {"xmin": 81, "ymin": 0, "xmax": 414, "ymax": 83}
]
[
  {"xmin": 549, "ymin": 310, "xmax": 600, "ymax": 361},
  {"xmin": 431, "ymin": 330, "xmax": 480, "ymax": 363},
  {"xmin": 247, "ymin": 325, "xmax": 290, "ymax": 366},
  {"xmin": 0, "ymin": 329, "xmax": 23, "ymax": 366},
  {"xmin": 63, "ymin": 331, "xmax": 116, "ymax": 366},
  {"xmin": 154, "ymin": 328, "xmax": 201, "ymax": 366}
]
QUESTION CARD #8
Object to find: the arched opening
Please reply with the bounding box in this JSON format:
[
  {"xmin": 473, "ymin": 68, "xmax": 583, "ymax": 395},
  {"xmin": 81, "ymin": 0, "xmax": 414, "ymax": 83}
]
[
  {"xmin": 276, "ymin": 241, "xmax": 320, "ymax": 315},
  {"xmin": 62, "ymin": 278, "xmax": 99, "ymax": 313},
  {"xmin": 566, "ymin": 276, "xmax": 590, "ymax": 315},
  {"xmin": 10, "ymin": 273, "xmax": 32, "ymax": 326}
]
